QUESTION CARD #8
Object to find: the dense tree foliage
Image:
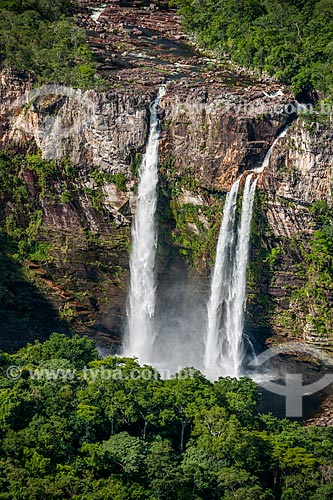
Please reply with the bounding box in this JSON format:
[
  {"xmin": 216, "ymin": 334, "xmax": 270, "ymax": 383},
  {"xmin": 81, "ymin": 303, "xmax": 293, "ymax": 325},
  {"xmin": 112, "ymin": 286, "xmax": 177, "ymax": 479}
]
[
  {"xmin": 171, "ymin": 0, "xmax": 333, "ymax": 96},
  {"xmin": 0, "ymin": 0, "xmax": 98, "ymax": 87},
  {"xmin": 0, "ymin": 333, "xmax": 332, "ymax": 499}
]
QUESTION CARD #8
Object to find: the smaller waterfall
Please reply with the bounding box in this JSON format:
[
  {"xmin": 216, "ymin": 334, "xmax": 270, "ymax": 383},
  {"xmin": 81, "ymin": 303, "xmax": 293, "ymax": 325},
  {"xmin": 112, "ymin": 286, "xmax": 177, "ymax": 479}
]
[
  {"xmin": 124, "ymin": 87, "xmax": 165, "ymax": 364},
  {"xmin": 91, "ymin": 4, "xmax": 107, "ymax": 22},
  {"xmin": 254, "ymin": 126, "xmax": 290, "ymax": 173},
  {"xmin": 204, "ymin": 125, "xmax": 290, "ymax": 380},
  {"xmin": 226, "ymin": 173, "xmax": 258, "ymax": 377},
  {"xmin": 204, "ymin": 179, "xmax": 240, "ymax": 380},
  {"xmin": 204, "ymin": 174, "xmax": 257, "ymax": 379}
]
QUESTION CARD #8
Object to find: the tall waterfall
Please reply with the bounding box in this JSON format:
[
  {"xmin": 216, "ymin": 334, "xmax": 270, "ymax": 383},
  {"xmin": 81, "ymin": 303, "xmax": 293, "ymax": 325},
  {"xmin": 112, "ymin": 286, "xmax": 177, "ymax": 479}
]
[
  {"xmin": 124, "ymin": 87, "xmax": 165, "ymax": 364},
  {"xmin": 204, "ymin": 125, "xmax": 291, "ymax": 379},
  {"xmin": 204, "ymin": 174, "xmax": 257, "ymax": 380},
  {"xmin": 228, "ymin": 173, "xmax": 258, "ymax": 377},
  {"xmin": 204, "ymin": 179, "xmax": 240, "ymax": 380}
]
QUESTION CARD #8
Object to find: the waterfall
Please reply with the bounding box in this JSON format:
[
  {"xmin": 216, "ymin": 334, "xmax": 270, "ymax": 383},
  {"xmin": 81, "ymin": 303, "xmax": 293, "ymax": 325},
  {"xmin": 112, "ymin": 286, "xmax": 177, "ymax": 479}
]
[
  {"xmin": 253, "ymin": 125, "xmax": 290, "ymax": 173},
  {"xmin": 227, "ymin": 173, "xmax": 258, "ymax": 377},
  {"xmin": 204, "ymin": 174, "xmax": 257, "ymax": 380},
  {"xmin": 204, "ymin": 125, "xmax": 290, "ymax": 380},
  {"xmin": 124, "ymin": 87, "xmax": 165, "ymax": 364},
  {"xmin": 204, "ymin": 179, "xmax": 240, "ymax": 380}
]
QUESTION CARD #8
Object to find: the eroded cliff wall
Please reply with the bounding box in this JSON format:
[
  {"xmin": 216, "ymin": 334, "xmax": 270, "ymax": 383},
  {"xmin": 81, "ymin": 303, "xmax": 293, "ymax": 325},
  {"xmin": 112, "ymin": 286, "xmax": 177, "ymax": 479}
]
[
  {"xmin": 0, "ymin": 0, "xmax": 332, "ymax": 352},
  {"xmin": 258, "ymin": 119, "xmax": 333, "ymax": 347}
]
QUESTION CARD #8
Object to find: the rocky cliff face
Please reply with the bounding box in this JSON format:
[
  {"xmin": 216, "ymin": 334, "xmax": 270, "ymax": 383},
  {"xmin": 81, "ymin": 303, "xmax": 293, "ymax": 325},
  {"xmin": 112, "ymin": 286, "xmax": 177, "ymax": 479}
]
[
  {"xmin": 0, "ymin": 0, "xmax": 331, "ymax": 352},
  {"xmin": 262, "ymin": 120, "xmax": 332, "ymax": 237},
  {"xmin": 160, "ymin": 85, "xmax": 292, "ymax": 190},
  {"xmin": 258, "ymin": 119, "xmax": 333, "ymax": 347},
  {"xmin": 0, "ymin": 70, "xmax": 153, "ymax": 351}
]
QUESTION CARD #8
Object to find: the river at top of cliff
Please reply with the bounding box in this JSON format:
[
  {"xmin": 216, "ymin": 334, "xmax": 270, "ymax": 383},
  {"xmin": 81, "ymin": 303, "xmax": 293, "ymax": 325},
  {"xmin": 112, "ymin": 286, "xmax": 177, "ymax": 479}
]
[{"xmin": 79, "ymin": 0, "xmax": 254, "ymax": 89}]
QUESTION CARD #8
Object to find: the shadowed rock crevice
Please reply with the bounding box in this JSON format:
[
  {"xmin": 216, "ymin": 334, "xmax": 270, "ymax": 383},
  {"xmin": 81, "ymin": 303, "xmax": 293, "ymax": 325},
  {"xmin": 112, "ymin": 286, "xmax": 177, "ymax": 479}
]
[{"xmin": 0, "ymin": 235, "xmax": 69, "ymax": 352}]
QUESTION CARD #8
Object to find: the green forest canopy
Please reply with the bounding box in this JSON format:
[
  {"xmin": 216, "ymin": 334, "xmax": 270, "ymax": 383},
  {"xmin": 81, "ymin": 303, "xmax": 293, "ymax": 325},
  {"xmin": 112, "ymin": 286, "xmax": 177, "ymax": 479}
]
[
  {"xmin": 0, "ymin": 0, "xmax": 97, "ymax": 87},
  {"xmin": 171, "ymin": 0, "xmax": 333, "ymax": 97},
  {"xmin": 0, "ymin": 333, "xmax": 333, "ymax": 499}
]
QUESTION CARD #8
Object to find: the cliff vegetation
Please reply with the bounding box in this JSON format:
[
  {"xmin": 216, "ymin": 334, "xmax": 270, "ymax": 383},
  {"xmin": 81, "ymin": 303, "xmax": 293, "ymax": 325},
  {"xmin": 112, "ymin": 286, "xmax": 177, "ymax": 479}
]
[{"xmin": 0, "ymin": 0, "xmax": 98, "ymax": 87}]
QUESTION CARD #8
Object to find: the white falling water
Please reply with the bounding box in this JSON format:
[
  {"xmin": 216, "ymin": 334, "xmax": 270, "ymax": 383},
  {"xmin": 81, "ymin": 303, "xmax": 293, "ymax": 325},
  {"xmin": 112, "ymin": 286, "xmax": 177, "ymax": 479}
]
[
  {"xmin": 204, "ymin": 179, "xmax": 240, "ymax": 380},
  {"xmin": 91, "ymin": 4, "xmax": 107, "ymax": 23},
  {"xmin": 124, "ymin": 87, "xmax": 166, "ymax": 364},
  {"xmin": 204, "ymin": 125, "xmax": 291, "ymax": 380},
  {"xmin": 227, "ymin": 173, "xmax": 258, "ymax": 377},
  {"xmin": 204, "ymin": 174, "xmax": 257, "ymax": 380},
  {"xmin": 254, "ymin": 125, "xmax": 290, "ymax": 173}
]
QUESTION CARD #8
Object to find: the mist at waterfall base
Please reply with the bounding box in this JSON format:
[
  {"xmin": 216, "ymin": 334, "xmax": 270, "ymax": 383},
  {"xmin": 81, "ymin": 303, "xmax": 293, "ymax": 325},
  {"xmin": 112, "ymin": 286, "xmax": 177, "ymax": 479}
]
[{"xmin": 152, "ymin": 176, "xmax": 259, "ymax": 378}]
